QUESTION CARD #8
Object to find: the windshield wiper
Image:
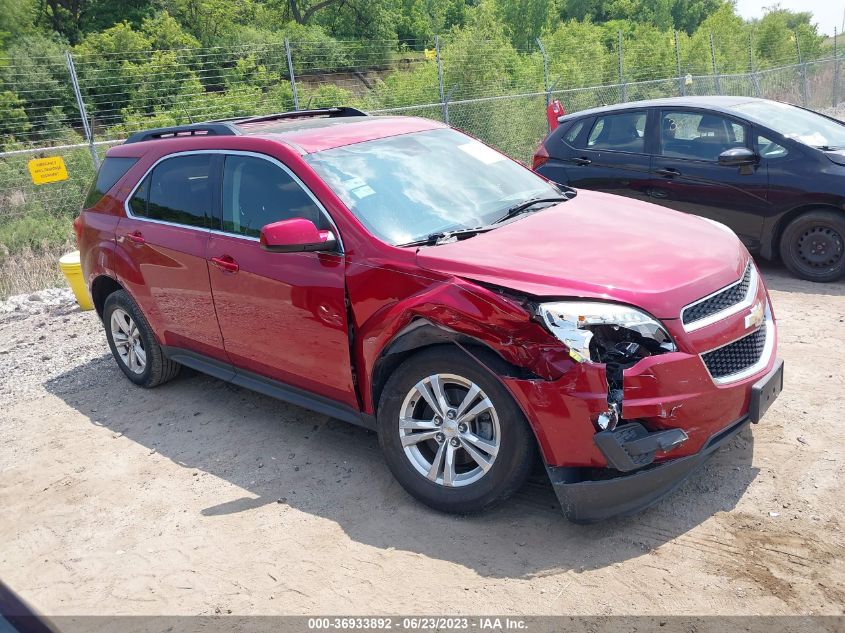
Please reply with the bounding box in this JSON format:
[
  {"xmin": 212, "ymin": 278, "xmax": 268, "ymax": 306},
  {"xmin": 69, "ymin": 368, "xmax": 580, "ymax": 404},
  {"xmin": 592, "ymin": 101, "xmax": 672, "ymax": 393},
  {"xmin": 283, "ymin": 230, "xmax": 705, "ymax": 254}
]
[
  {"xmin": 397, "ymin": 225, "xmax": 492, "ymax": 248},
  {"xmin": 397, "ymin": 192, "xmax": 574, "ymax": 248},
  {"xmin": 494, "ymin": 195, "xmax": 571, "ymax": 225},
  {"xmin": 817, "ymin": 145, "xmax": 842, "ymax": 151}
]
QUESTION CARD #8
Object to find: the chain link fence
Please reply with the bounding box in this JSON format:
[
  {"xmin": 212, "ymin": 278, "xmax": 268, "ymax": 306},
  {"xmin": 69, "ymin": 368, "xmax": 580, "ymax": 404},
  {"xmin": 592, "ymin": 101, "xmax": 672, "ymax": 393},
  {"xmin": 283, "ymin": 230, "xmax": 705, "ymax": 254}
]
[{"xmin": 1, "ymin": 30, "xmax": 843, "ymax": 256}]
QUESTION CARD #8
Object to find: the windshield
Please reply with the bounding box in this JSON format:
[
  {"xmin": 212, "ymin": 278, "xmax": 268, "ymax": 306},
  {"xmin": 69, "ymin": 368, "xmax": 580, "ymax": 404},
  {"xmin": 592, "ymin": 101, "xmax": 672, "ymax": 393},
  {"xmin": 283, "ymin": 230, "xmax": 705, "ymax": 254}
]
[
  {"xmin": 304, "ymin": 128, "xmax": 560, "ymax": 245},
  {"xmin": 732, "ymin": 100, "xmax": 845, "ymax": 149}
]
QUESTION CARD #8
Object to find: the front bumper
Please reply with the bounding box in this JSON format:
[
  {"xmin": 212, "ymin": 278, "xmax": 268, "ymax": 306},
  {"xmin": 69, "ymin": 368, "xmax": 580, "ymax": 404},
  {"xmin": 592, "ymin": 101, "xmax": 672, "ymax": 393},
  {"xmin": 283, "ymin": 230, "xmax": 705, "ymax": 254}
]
[
  {"xmin": 546, "ymin": 414, "xmax": 750, "ymax": 523},
  {"xmin": 543, "ymin": 357, "xmax": 783, "ymax": 522}
]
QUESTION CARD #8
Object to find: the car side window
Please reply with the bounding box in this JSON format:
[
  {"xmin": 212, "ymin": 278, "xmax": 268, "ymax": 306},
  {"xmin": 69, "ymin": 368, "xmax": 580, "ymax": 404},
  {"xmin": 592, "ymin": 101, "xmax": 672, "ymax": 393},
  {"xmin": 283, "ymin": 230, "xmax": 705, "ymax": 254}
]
[
  {"xmin": 586, "ymin": 111, "xmax": 647, "ymax": 153},
  {"xmin": 222, "ymin": 154, "xmax": 327, "ymax": 238},
  {"xmin": 660, "ymin": 111, "xmax": 747, "ymax": 161},
  {"xmin": 563, "ymin": 119, "xmax": 586, "ymax": 145},
  {"xmin": 129, "ymin": 154, "xmax": 215, "ymax": 229},
  {"xmin": 757, "ymin": 135, "xmax": 789, "ymax": 159}
]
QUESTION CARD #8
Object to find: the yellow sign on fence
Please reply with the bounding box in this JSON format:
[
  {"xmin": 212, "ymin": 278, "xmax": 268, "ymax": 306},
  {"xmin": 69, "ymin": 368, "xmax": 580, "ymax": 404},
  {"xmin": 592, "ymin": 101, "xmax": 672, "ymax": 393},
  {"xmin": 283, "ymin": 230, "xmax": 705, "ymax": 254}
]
[
  {"xmin": 424, "ymin": 48, "xmax": 437, "ymax": 60},
  {"xmin": 28, "ymin": 156, "xmax": 69, "ymax": 185}
]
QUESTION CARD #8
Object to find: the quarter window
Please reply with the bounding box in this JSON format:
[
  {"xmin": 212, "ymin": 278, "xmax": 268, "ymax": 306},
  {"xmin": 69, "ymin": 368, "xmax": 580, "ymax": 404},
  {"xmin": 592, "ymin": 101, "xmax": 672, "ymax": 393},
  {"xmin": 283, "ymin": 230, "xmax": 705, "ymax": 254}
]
[
  {"xmin": 586, "ymin": 112, "xmax": 647, "ymax": 153},
  {"xmin": 129, "ymin": 154, "xmax": 215, "ymax": 229},
  {"xmin": 660, "ymin": 111, "xmax": 747, "ymax": 161},
  {"xmin": 563, "ymin": 119, "xmax": 586, "ymax": 145},
  {"xmin": 757, "ymin": 135, "xmax": 789, "ymax": 159},
  {"xmin": 221, "ymin": 155, "xmax": 326, "ymax": 238},
  {"xmin": 84, "ymin": 157, "xmax": 138, "ymax": 208}
]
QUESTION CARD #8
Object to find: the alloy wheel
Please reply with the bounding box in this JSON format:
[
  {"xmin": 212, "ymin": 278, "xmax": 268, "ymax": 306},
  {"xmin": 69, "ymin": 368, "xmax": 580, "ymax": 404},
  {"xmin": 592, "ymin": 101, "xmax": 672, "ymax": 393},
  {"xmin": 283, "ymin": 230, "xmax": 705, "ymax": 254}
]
[
  {"xmin": 399, "ymin": 373, "xmax": 501, "ymax": 487},
  {"xmin": 110, "ymin": 308, "xmax": 146, "ymax": 374}
]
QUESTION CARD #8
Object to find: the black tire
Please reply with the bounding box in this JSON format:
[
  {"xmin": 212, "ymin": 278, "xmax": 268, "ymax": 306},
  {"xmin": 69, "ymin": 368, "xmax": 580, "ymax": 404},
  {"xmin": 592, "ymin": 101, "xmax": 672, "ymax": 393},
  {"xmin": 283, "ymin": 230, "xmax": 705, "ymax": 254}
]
[
  {"xmin": 377, "ymin": 346, "xmax": 535, "ymax": 514},
  {"xmin": 779, "ymin": 210, "xmax": 845, "ymax": 283},
  {"xmin": 103, "ymin": 290, "xmax": 180, "ymax": 388}
]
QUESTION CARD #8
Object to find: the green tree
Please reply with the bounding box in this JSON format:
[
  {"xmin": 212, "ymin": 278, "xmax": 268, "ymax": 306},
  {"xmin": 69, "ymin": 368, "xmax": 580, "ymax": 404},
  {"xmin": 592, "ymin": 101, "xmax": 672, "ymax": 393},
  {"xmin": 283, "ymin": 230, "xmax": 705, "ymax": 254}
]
[
  {"xmin": 0, "ymin": 90, "xmax": 31, "ymax": 138},
  {"xmin": 141, "ymin": 11, "xmax": 201, "ymax": 50},
  {"xmin": 492, "ymin": 0, "xmax": 555, "ymax": 50},
  {"xmin": 0, "ymin": 0, "xmax": 37, "ymax": 49},
  {"xmin": 73, "ymin": 23, "xmax": 153, "ymax": 123},
  {"xmin": 753, "ymin": 7, "xmax": 825, "ymax": 67},
  {"xmin": 0, "ymin": 35, "xmax": 75, "ymax": 139},
  {"xmin": 559, "ymin": 0, "xmax": 726, "ymax": 34}
]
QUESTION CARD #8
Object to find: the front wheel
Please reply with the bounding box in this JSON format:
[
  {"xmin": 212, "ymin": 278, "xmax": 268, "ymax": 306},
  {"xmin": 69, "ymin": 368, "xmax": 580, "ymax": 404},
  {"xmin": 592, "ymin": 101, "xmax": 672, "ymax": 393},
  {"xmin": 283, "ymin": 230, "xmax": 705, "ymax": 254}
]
[
  {"xmin": 377, "ymin": 346, "xmax": 535, "ymax": 513},
  {"xmin": 103, "ymin": 290, "xmax": 180, "ymax": 388},
  {"xmin": 779, "ymin": 210, "xmax": 845, "ymax": 282}
]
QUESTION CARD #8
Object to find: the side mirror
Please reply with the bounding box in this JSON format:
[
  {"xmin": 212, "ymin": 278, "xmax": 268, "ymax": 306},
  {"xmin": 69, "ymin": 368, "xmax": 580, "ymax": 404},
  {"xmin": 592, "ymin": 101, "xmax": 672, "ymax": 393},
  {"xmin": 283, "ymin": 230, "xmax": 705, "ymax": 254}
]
[
  {"xmin": 260, "ymin": 218, "xmax": 337, "ymax": 253},
  {"xmin": 718, "ymin": 147, "xmax": 757, "ymax": 167}
]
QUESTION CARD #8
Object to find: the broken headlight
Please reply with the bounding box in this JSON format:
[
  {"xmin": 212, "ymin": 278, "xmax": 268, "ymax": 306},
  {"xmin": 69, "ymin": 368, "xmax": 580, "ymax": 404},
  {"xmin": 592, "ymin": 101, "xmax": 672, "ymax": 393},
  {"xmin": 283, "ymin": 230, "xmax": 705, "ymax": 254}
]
[{"xmin": 536, "ymin": 301, "xmax": 676, "ymax": 364}]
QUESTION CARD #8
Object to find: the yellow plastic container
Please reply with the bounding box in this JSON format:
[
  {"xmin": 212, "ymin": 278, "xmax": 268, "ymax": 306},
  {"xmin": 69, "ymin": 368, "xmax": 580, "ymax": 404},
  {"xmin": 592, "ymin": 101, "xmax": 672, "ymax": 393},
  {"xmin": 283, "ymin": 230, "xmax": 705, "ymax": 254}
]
[{"xmin": 59, "ymin": 250, "xmax": 94, "ymax": 311}]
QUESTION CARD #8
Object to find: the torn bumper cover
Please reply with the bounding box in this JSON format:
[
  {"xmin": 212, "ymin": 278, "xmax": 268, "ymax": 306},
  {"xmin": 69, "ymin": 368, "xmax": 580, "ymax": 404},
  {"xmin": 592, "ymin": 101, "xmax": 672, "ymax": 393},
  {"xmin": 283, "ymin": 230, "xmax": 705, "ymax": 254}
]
[{"xmin": 546, "ymin": 415, "xmax": 749, "ymax": 523}]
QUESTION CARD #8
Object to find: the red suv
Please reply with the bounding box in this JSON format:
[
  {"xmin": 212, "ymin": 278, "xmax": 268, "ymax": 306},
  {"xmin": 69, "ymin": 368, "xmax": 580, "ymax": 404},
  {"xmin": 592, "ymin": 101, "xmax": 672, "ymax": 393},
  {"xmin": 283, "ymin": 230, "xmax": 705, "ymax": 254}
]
[{"xmin": 76, "ymin": 107, "xmax": 784, "ymax": 522}]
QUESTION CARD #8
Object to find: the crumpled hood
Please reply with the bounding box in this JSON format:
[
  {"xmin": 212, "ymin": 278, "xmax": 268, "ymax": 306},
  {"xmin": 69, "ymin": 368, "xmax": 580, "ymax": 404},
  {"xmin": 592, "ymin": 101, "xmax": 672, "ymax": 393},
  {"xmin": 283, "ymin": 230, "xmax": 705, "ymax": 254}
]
[{"xmin": 415, "ymin": 189, "xmax": 749, "ymax": 319}]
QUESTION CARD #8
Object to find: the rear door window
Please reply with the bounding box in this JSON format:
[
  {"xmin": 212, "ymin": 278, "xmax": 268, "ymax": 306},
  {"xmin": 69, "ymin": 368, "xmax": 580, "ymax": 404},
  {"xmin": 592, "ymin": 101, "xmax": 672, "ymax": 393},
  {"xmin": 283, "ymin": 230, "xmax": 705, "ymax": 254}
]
[
  {"xmin": 586, "ymin": 111, "xmax": 647, "ymax": 153},
  {"xmin": 128, "ymin": 154, "xmax": 216, "ymax": 229},
  {"xmin": 84, "ymin": 157, "xmax": 138, "ymax": 208}
]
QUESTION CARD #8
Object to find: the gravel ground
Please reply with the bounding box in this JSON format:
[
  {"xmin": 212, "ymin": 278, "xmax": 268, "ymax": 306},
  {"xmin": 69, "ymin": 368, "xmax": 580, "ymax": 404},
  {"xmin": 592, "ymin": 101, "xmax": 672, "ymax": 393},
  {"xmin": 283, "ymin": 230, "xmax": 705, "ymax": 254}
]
[{"xmin": 0, "ymin": 261, "xmax": 843, "ymax": 616}]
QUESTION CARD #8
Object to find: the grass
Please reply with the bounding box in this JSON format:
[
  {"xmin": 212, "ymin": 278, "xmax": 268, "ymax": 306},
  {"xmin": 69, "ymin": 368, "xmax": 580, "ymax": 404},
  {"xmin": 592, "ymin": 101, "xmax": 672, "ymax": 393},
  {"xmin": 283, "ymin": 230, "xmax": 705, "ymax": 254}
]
[{"xmin": 0, "ymin": 213, "xmax": 75, "ymax": 300}]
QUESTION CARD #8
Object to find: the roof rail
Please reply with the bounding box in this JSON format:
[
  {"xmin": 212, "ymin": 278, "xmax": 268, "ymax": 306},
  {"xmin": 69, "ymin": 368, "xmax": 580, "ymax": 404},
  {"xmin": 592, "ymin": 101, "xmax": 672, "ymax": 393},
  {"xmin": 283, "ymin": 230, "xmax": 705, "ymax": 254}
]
[
  {"xmin": 124, "ymin": 122, "xmax": 240, "ymax": 144},
  {"xmin": 230, "ymin": 107, "xmax": 369, "ymax": 126},
  {"xmin": 122, "ymin": 107, "xmax": 368, "ymax": 145}
]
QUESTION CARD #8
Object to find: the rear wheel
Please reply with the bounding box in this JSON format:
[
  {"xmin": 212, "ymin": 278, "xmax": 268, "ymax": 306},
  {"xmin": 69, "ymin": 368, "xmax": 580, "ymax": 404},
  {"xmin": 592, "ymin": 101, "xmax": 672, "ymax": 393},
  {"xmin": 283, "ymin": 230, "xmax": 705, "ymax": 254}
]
[
  {"xmin": 377, "ymin": 346, "xmax": 534, "ymax": 513},
  {"xmin": 103, "ymin": 290, "xmax": 180, "ymax": 388},
  {"xmin": 779, "ymin": 210, "xmax": 845, "ymax": 282}
]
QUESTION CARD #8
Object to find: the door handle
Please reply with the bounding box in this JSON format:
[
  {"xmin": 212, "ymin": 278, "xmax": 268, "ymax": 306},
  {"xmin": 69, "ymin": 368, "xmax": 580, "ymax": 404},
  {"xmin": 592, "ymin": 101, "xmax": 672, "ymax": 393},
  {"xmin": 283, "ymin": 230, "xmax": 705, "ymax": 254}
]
[
  {"xmin": 572, "ymin": 157, "xmax": 592, "ymax": 166},
  {"xmin": 210, "ymin": 255, "xmax": 239, "ymax": 273},
  {"xmin": 125, "ymin": 231, "xmax": 145, "ymax": 245},
  {"xmin": 655, "ymin": 168, "xmax": 681, "ymax": 178}
]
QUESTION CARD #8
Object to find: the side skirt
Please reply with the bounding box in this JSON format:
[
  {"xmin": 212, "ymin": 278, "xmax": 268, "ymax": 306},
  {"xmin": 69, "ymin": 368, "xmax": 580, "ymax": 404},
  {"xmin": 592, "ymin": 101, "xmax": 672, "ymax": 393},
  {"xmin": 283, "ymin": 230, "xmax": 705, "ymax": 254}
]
[{"xmin": 162, "ymin": 346, "xmax": 375, "ymax": 431}]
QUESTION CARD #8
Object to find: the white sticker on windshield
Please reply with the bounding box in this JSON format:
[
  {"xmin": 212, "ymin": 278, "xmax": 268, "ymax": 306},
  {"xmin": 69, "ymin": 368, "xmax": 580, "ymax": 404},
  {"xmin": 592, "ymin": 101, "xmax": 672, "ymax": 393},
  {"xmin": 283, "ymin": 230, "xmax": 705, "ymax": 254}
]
[
  {"xmin": 458, "ymin": 140, "xmax": 506, "ymax": 165},
  {"xmin": 352, "ymin": 185, "xmax": 375, "ymax": 199},
  {"xmin": 343, "ymin": 177, "xmax": 367, "ymax": 190}
]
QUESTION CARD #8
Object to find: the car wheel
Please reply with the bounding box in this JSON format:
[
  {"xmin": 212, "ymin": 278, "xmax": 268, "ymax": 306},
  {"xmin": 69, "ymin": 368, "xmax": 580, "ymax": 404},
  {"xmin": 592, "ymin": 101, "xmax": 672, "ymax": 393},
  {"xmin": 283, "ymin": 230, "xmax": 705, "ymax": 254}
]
[
  {"xmin": 377, "ymin": 346, "xmax": 535, "ymax": 513},
  {"xmin": 103, "ymin": 290, "xmax": 180, "ymax": 388},
  {"xmin": 779, "ymin": 210, "xmax": 845, "ymax": 282}
]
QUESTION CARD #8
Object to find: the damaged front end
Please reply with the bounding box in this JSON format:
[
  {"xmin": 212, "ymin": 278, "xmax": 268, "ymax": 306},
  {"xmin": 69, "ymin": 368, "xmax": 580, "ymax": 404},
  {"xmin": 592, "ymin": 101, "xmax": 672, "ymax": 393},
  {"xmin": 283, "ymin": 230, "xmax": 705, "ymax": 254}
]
[
  {"xmin": 534, "ymin": 301, "xmax": 677, "ymax": 433},
  {"xmin": 524, "ymin": 299, "xmax": 727, "ymax": 522}
]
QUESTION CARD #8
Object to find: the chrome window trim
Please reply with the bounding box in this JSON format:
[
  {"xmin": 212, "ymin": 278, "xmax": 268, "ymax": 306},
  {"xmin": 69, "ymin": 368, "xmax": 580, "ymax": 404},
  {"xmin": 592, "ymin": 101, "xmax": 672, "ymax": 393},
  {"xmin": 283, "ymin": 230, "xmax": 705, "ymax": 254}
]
[
  {"xmin": 681, "ymin": 262, "xmax": 757, "ymax": 332},
  {"xmin": 122, "ymin": 149, "xmax": 344, "ymax": 253},
  {"xmin": 699, "ymin": 301, "xmax": 775, "ymax": 385}
]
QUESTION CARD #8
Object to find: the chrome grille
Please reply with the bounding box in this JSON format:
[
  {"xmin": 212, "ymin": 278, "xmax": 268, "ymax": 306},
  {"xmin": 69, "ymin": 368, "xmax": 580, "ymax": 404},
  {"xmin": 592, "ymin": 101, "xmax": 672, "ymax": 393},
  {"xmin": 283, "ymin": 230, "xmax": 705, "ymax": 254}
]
[
  {"xmin": 682, "ymin": 263, "xmax": 752, "ymax": 326},
  {"xmin": 701, "ymin": 325, "xmax": 767, "ymax": 379}
]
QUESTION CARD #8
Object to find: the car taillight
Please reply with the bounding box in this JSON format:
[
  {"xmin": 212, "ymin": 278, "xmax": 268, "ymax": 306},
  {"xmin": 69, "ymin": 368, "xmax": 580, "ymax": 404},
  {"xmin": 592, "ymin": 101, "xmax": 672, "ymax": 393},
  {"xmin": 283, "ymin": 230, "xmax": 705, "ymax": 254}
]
[
  {"xmin": 531, "ymin": 144, "xmax": 550, "ymax": 171},
  {"xmin": 73, "ymin": 215, "xmax": 83, "ymax": 243}
]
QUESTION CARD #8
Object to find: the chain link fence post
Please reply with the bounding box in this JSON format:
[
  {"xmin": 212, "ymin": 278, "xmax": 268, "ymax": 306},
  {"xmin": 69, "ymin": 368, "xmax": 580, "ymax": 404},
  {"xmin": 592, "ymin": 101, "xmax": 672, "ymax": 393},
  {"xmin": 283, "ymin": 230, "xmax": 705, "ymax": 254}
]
[
  {"xmin": 617, "ymin": 31, "xmax": 627, "ymax": 102},
  {"xmin": 435, "ymin": 35, "xmax": 448, "ymax": 124},
  {"xmin": 795, "ymin": 32, "xmax": 809, "ymax": 106},
  {"xmin": 537, "ymin": 37, "xmax": 551, "ymax": 125},
  {"xmin": 284, "ymin": 38, "xmax": 299, "ymax": 111},
  {"xmin": 749, "ymin": 32, "xmax": 762, "ymax": 97},
  {"xmin": 709, "ymin": 33, "xmax": 721, "ymax": 95},
  {"xmin": 65, "ymin": 51, "xmax": 99, "ymax": 169},
  {"xmin": 674, "ymin": 31, "xmax": 684, "ymax": 96},
  {"xmin": 835, "ymin": 28, "xmax": 841, "ymax": 108}
]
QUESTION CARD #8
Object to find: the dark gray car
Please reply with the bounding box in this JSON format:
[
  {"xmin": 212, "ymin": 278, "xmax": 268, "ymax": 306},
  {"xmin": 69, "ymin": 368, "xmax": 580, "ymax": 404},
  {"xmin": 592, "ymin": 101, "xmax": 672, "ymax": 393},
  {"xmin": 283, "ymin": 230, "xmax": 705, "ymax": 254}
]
[{"xmin": 532, "ymin": 96, "xmax": 845, "ymax": 282}]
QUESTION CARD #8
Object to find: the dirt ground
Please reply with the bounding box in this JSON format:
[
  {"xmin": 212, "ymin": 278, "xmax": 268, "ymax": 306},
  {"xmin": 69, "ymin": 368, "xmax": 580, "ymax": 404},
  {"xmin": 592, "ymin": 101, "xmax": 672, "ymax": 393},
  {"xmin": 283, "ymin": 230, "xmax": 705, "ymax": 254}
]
[{"xmin": 0, "ymin": 260, "xmax": 843, "ymax": 617}]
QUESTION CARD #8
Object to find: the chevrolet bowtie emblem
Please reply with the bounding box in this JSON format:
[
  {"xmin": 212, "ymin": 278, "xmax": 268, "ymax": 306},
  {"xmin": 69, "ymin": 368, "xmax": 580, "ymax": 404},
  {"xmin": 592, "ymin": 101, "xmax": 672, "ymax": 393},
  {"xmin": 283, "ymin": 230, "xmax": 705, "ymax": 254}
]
[{"xmin": 745, "ymin": 302, "xmax": 765, "ymax": 330}]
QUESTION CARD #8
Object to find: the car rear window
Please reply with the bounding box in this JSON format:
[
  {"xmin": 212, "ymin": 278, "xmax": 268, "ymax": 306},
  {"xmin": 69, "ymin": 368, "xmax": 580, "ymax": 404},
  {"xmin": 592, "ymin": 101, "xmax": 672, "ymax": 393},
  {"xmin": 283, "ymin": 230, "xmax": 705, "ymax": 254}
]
[
  {"xmin": 587, "ymin": 111, "xmax": 647, "ymax": 153},
  {"xmin": 83, "ymin": 157, "xmax": 138, "ymax": 208}
]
